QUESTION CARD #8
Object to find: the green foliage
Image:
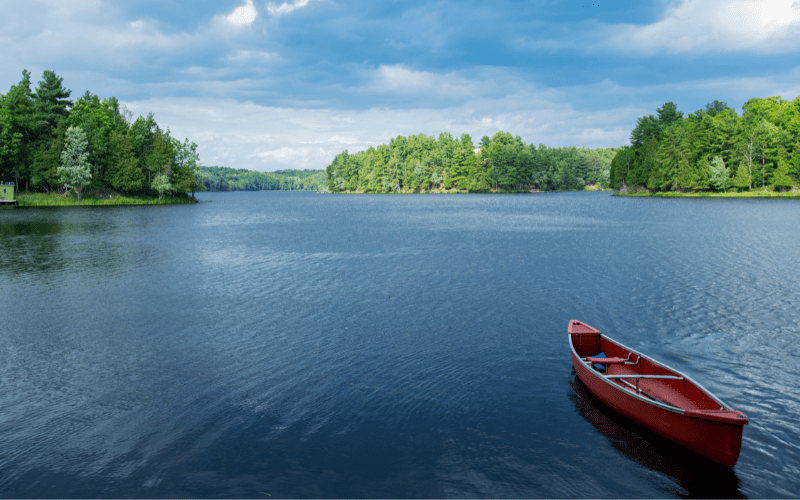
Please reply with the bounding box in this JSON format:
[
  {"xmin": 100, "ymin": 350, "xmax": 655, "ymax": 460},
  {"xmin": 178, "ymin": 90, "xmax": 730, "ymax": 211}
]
[
  {"xmin": 704, "ymin": 100, "xmax": 732, "ymax": 117},
  {"xmin": 145, "ymin": 130, "xmax": 175, "ymax": 182},
  {"xmin": 708, "ymin": 157, "xmax": 729, "ymax": 192},
  {"xmin": 615, "ymin": 96, "xmax": 800, "ymax": 194},
  {"xmin": 31, "ymin": 118, "xmax": 67, "ymax": 193},
  {"xmin": 66, "ymin": 93, "xmax": 130, "ymax": 182},
  {"xmin": 199, "ymin": 166, "xmax": 327, "ymax": 192},
  {"xmin": 0, "ymin": 105, "xmax": 24, "ymax": 185},
  {"xmin": 733, "ymin": 163, "xmax": 751, "ymax": 191},
  {"xmin": 324, "ymin": 130, "xmax": 614, "ymax": 193},
  {"xmin": 34, "ymin": 70, "xmax": 72, "ymax": 142},
  {"xmin": 772, "ymin": 159, "xmax": 793, "ymax": 191},
  {"xmin": 171, "ymin": 137, "xmax": 200, "ymax": 195},
  {"xmin": 106, "ymin": 132, "xmax": 144, "ymax": 192},
  {"xmin": 0, "ymin": 70, "xmax": 37, "ymax": 188},
  {"xmin": 1, "ymin": 69, "xmax": 201, "ymax": 197},
  {"xmin": 151, "ymin": 173, "xmax": 173, "ymax": 201},
  {"xmin": 58, "ymin": 126, "xmax": 92, "ymax": 201}
]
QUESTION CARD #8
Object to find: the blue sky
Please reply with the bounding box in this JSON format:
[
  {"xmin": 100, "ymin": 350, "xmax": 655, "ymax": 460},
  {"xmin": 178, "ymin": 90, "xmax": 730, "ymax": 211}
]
[{"xmin": 2, "ymin": 0, "xmax": 799, "ymax": 171}]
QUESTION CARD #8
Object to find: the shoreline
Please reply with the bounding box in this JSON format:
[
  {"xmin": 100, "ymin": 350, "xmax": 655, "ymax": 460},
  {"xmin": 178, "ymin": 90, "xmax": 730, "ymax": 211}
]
[
  {"xmin": 329, "ymin": 186, "xmax": 610, "ymax": 195},
  {"xmin": 8, "ymin": 192, "xmax": 199, "ymax": 207},
  {"xmin": 613, "ymin": 190, "xmax": 800, "ymax": 198}
]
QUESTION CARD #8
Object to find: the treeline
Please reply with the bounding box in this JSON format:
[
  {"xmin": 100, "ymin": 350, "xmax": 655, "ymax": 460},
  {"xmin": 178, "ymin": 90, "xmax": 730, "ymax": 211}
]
[
  {"xmin": 609, "ymin": 97, "xmax": 800, "ymax": 192},
  {"xmin": 0, "ymin": 69, "xmax": 203, "ymax": 199},
  {"xmin": 198, "ymin": 166, "xmax": 327, "ymax": 192},
  {"xmin": 325, "ymin": 131, "xmax": 616, "ymax": 193}
]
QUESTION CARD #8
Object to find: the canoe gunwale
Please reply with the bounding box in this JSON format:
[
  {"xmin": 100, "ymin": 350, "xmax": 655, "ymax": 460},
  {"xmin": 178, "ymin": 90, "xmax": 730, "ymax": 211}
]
[
  {"xmin": 568, "ymin": 320, "xmax": 747, "ymax": 466},
  {"xmin": 568, "ymin": 333, "xmax": 734, "ymax": 414},
  {"xmin": 599, "ymin": 334, "xmax": 734, "ymax": 412},
  {"xmin": 569, "ymin": 335, "xmax": 685, "ymax": 414}
]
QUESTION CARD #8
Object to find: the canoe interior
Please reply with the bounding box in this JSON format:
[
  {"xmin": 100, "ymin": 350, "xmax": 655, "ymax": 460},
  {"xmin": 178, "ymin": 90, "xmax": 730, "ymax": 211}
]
[{"xmin": 569, "ymin": 322, "xmax": 725, "ymax": 413}]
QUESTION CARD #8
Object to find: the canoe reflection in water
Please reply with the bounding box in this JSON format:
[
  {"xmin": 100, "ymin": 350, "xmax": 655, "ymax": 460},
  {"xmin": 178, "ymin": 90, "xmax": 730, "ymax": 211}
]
[{"xmin": 569, "ymin": 371, "xmax": 744, "ymax": 498}]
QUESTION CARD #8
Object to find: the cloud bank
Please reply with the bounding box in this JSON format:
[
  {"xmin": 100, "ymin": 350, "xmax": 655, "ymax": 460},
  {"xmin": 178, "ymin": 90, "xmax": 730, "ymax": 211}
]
[
  {"xmin": 603, "ymin": 0, "xmax": 800, "ymax": 54},
  {"xmin": 3, "ymin": 0, "xmax": 799, "ymax": 173}
]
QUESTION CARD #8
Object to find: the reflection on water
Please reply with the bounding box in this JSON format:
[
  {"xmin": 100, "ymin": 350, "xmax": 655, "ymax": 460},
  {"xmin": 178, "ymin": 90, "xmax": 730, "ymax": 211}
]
[
  {"xmin": 569, "ymin": 371, "xmax": 743, "ymax": 498},
  {"xmin": 0, "ymin": 208, "xmax": 133, "ymax": 282},
  {"xmin": 1, "ymin": 191, "xmax": 799, "ymax": 498}
]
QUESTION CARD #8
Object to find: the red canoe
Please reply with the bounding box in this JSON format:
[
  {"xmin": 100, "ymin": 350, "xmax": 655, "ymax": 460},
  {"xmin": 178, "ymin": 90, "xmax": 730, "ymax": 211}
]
[{"xmin": 568, "ymin": 320, "xmax": 748, "ymax": 467}]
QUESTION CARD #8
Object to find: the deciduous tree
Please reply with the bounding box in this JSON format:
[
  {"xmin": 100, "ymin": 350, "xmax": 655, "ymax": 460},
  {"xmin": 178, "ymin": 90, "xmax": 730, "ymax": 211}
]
[{"xmin": 58, "ymin": 126, "xmax": 92, "ymax": 201}]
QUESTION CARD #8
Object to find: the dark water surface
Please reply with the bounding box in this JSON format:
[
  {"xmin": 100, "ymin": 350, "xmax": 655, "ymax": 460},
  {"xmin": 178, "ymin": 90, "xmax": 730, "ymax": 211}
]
[{"xmin": 1, "ymin": 191, "xmax": 799, "ymax": 498}]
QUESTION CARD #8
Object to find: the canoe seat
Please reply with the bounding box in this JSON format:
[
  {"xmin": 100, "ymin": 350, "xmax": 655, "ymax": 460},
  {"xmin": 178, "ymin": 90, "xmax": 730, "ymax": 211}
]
[
  {"xmin": 586, "ymin": 353, "xmax": 626, "ymax": 372},
  {"xmin": 586, "ymin": 356, "xmax": 627, "ymax": 365}
]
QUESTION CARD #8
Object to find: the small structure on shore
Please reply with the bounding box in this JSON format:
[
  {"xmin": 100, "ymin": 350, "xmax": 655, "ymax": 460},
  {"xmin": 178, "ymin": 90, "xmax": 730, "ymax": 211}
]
[{"xmin": 0, "ymin": 182, "xmax": 17, "ymax": 205}]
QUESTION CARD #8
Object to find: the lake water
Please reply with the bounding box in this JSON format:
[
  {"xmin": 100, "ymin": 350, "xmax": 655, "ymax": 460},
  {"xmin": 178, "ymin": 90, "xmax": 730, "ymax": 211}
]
[{"xmin": 1, "ymin": 191, "xmax": 799, "ymax": 498}]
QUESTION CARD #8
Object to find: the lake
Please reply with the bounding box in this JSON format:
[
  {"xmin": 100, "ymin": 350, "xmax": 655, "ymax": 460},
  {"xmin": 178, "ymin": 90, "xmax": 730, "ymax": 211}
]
[{"xmin": 1, "ymin": 191, "xmax": 798, "ymax": 498}]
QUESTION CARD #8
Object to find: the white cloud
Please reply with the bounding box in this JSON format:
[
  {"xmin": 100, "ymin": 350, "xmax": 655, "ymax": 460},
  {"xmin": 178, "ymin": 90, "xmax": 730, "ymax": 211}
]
[
  {"xmin": 603, "ymin": 0, "xmax": 800, "ymax": 54},
  {"xmin": 227, "ymin": 0, "xmax": 258, "ymax": 24},
  {"xmin": 121, "ymin": 95, "xmax": 633, "ymax": 172},
  {"xmin": 118, "ymin": 63, "xmax": 800, "ymax": 172},
  {"xmin": 225, "ymin": 50, "xmax": 280, "ymax": 62},
  {"xmin": 252, "ymin": 147, "xmax": 307, "ymax": 159},
  {"xmin": 267, "ymin": 0, "xmax": 311, "ymax": 17},
  {"xmin": 364, "ymin": 65, "xmax": 478, "ymax": 99}
]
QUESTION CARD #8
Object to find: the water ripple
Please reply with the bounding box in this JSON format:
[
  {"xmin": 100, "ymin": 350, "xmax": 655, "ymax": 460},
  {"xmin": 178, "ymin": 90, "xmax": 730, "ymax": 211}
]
[{"xmin": 1, "ymin": 191, "xmax": 799, "ymax": 497}]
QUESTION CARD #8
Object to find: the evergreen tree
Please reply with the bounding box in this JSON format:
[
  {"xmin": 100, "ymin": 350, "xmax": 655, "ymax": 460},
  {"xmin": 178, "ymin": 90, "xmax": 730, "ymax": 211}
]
[
  {"xmin": 704, "ymin": 100, "xmax": 732, "ymax": 117},
  {"xmin": 106, "ymin": 132, "xmax": 143, "ymax": 192},
  {"xmin": 1, "ymin": 70, "xmax": 37, "ymax": 191},
  {"xmin": 657, "ymin": 102, "xmax": 684, "ymax": 128},
  {"xmin": 630, "ymin": 114, "xmax": 660, "ymax": 147},
  {"xmin": 31, "ymin": 118, "xmax": 67, "ymax": 193},
  {"xmin": 772, "ymin": 159, "xmax": 793, "ymax": 192},
  {"xmin": 652, "ymin": 123, "xmax": 689, "ymax": 191},
  {"xmin": 0, "ymin": 106, "xmax": 24, "ymax": 184},
  {"xmin": 33, "ymin": 70, "xmax": 72, "ymax": 143}
]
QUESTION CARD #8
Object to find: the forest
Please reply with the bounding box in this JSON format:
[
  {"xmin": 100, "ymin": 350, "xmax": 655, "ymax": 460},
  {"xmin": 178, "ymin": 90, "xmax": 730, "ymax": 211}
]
[
  {"xmin": 609, "ymin": 96, "xmax": 800, "ymax": 193},
  {"xmin": 198, "ymin": 166, "xmax": 326, "ymax": 192},
  {"xmin": 0, "ymin": 69, "xmax": 203, "ymax": 201},
  {"xmin": 324, "ymin": 131, "xmax": 616, "ymax": 193}
]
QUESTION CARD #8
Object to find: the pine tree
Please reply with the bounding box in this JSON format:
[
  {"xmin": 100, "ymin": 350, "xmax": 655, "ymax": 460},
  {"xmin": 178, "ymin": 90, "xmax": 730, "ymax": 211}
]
[
  {"xmin": 33, "ymin": 70, "xmax": 72, "ymax": 143},
  {"xmin": 652, "ymin": 123, "xmax": 688, "ymax": 191},
  {"xmin": 772, "ymin": 159, "xmax": 793, "ymax": 192},
  {"xmin": 31, "ymin": 118, "xmax": 67, "ymax": 193},
  {"xmin": 106, "ymin": 132, "xmax": 143, "ymax": 192}
]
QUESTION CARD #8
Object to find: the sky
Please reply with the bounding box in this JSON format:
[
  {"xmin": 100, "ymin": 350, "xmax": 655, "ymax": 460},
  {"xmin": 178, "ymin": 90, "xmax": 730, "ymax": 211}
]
[{"xmin": 2, "ymin": 0, "xmax": 800, "ymax": 172}]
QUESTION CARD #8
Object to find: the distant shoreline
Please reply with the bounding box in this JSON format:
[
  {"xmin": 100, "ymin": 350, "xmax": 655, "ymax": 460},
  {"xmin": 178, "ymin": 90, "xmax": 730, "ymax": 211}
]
[
  {"xmin": 613, "ymin": 190, "xmax": 800, "ymax": 198},
  {"xmin": 329, "ymin": 185, "xmax": 610, "ymax": 194}
]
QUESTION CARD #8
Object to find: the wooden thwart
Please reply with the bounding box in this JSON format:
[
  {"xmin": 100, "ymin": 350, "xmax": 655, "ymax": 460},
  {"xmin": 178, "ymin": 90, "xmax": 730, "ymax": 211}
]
[{"xmin": 604, "ymin": 374, "xmax": 684, "ymax": 380}]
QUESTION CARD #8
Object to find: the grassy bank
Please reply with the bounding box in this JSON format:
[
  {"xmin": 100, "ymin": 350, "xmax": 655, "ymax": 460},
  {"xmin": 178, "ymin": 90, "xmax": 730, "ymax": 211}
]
[
  {"xmin": 14, "ymin": 190, "xmax": 198, "ymax": 207},
  {"xmin": 613, "ymin": 188, "xmax": 800, "ymax": 198}
]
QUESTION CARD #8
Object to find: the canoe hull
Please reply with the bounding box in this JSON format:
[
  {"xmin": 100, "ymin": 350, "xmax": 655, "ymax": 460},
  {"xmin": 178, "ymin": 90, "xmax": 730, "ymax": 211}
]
[{"xmin": 568, "ymin": 321, "xmax": 746, "ymax": 467}]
